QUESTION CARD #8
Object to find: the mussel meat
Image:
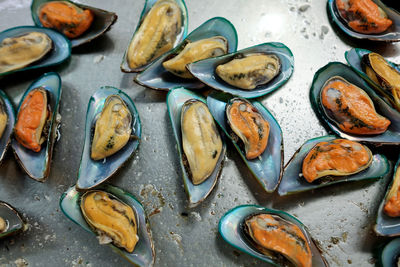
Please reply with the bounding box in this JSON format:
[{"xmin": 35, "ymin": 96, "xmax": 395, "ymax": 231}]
[
  {"xmin": 127, "ymin": 0, "xmax": 182, "ymax": 69},
  {"xmin": 80, "ymin": 191, "xmax": 139, "ymax": 253},
  {"xmin": 0, "ymin": 217, "xmax": 7, "ymax": 233},
  {"xmin": 362, "ymin": 52, "xmax": 400, "ymax": 112},
  {"xmin": 302, "ymin": 139, "xmax": 373, "ymax": 183},
  {"xmin": 14, "ymin": 87, "xmax": 50, "ymax": 152},
  {"xmin": 215, "ymin": 53, "xmax": 281, "ymax": 90},
  {"xmin": 163, "ymin": 36, "xmax": 228, "ymax": 79},
  {"xmin": 335, "ymin": 0, "xmax": 392, "ymax": 34},
  {"xmin": 181, "ymin": 99, "xmax": 223, "ymax": 185},
  {"xmin": 243, "ymin": 213, "xmax": 312, "ymax": 267},
  {"xmin": 383, "ymin": 159, "xmax": 400, "ymax": 217},
  {"xmin": 0, "ymin": 32, "xmax": 52, "ymax": 74},
  {"xmin": 226, "ymin": 98, "xmax": 270, "ymax": 160},
  {"xmin": 38, "ymin": 1, "xmax": 94, "ymax": 39},
  {"xmin": 0, "ymin": 98, "xmax": 8, "ymax": 139},
  {"xmin": 321, "ymin": 76, "xmax": 391, "ymax": 135},
  {"xmin": 91, "ymin": 95, "xmax": 132, "ymax": 161}
]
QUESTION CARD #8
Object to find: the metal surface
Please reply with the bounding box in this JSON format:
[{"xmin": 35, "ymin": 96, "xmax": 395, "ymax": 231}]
[{"xmin": 0, "ymin": 0, "xmax": 399, "ymax": 266}]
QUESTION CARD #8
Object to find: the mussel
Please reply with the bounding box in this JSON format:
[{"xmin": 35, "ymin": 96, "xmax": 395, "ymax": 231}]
[
  {"xmin": 0, "ymin": 31, "xmax": 52, "ymax": 75},
  {"xmin": 321, "ymin": 75, "xmax": 391, "ymax": 135},
  {"xmin": 383, "ymin": 154, "xmax": 400, "ymax": 217},
  {"xmin": 0, "ymin": 91, "xmax": 14, "ymax": 164},
  {"xmin": 362, "ymin": 52, "xmax": 400, "ymax": 112},
  {"xmin": 216, "ymin": 53, "xmax": 281, "ymax": 90},
  {"xmin": 302, "ymin": 139, "xmax": 373, "ymax": 183},
  {"xmin": 80, "ymin": 190, "xmax": 139, "ymax": 253},
  {"xmin": 122, "ymin": 0, "xmax": 187, "ymax": 72},
  {"xmin": 219, "ymin": 205, "xmax": 328, "ymax": 266},
  {"xmin": 0, "ymin": 99, "xmax": 8, "ymax": 140},
  {"xmin": 38, "ymin": 1, "xmax": 94, "ymax": 39},
  {"xmin": 226, "ymin": 98, "xmax": 270, "ymax": 160},
  {"xmin": 0, "ymin": 201, "xmax": 25, "ymax": 239},
  {"xmin": 335, "ymin": 0, "xmax": 392, "ymax": 34},
  {"xmin": 91, "ymin": 95, "xmax": 132, "ymax": 161},
  {"xmin": 181, "ymin": 99, "xmax": 223, "ymax": 185},
  {"xmin": 379, "ymin": 238, "xmax": 400, "ymax": 267},
  {"xmin": 163, "ymin": 36, "xmax": 228, "ymax": 79}
]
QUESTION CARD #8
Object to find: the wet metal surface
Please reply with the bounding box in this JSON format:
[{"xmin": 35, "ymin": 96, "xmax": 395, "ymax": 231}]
[{"xmin": 0, "ymin": 0, "xmax": 399, "ymax": 266}]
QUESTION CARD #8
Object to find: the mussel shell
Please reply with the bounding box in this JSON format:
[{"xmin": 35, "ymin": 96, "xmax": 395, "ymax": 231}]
[
  {"xmin": 278, "ymin": 135, "xmax": 390, "ymax": 196},
  {"xmin": 31, "ymin": 0, "xmax": 117, "ymax": 48},
  {"xmin": 0, "ymin": 90, "xmax": 15, "ymax": 163},
  {"xmin": 328, "ymin": 0, "xmax": 400, "ymax": 41},
  {"xmin": 166, "ymin": 87, "xmax": 226, "ymax": 207},
  {"xmin": 0, "ymin": 201, "xmax": 25, "ymax": 239},
  {"xmin": 345, "ymin": 48, "xmax": 400, "ymax": 111},
  {"xmin": 218, "ymin": 205, "xmax": 328, "ymax": 266},
  {"xmin": 76, "ymin": 86, "xmax": 141, "ymax": 190},
  {"xmin": 188, "ymin": 42, "xmax": 294, "ymax": 99},
  {"xmin": 135, "ymin": 17, "xmax": 238, "ymax": 90},
  {"xmin": 11, "ymin": 72, "xmax": 62, "ymax": 181},
  {"xmin": 120, "ymin": 0, "xmax": 188, "ymax": 73},
  {"xmin": 0, "ymin": 26, "xmax": 70, "ymax": 77},
  {"xmin": 60, "ymin": 184, "xmax": 155, "ymax": 266},
  {"xmin": 375, "ymin": 155, "xmax": 400, "ymax": 236},
  {"xmin": 310, "ymin": 62, "xmax": 400, "ymax": 144},
  {"xmin": 379, "ymin": 238, "xmax": 400, "ymax": 266},
  {"xmin": 207, "ymin": 92, "xmax": 283, "ymax": 193}
]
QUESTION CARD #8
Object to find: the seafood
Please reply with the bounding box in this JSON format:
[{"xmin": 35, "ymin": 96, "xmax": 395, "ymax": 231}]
[
  {"xmin": 383, "ymin": 159, "xmax": 400, "ymax": 217},
  {"xmin": 127, "ymin": 0, "xmax": 182, "ymax": 69},
  {"xmin": 163, "ymin": 36, "xmax": 228, "ymax": 79},
  {"xmin": 321, "ymin": 76, "xmax": 391, "ymax": 135},
  {"xmin": 244, "ymin": 213, "xmax": 312, "ymax": 267},
  {"xmin": 181, "ymin": 99, "xmax": 222, "ymax": 185},
  {"xmin": 226, "ymin": 98, "xmax": 270, "ymax": 160},
  {"xmin": 0, "ymin": 217, "xmax": 6, "ymax": 233},
  {"xmin": 38, "ymin": 1, "xmax": 94, "ymax": 39},
  {"xmin": 302, "ymin": 139, "xmax": 373, "ymax": 183},
  {"xmin": 335, "ymin": 0, "xmax": 392, "ymax": 34},
  {"xmin": 0, "ymin": 99, "xmax": 8, "ymax": 139},
  {"xmin": 0, "ymin": 32, "xmax": 52, "ymax": 74},
  {"xmin": 91, "ymin": 95, "xmax": 132, "ymax": 160},
  {"xmin": 362, "ymin": 52, "xmax": 400, "ymax": 112},
  {"xmin": 215, "ymin": 53, "xmax": 280, "ymax": 90},
  {"xmin": 80, "ymin": 191, "xmax": 139, "ymax": 253},
  {"xmin": 14, "ymin": 87, "xmax": 49, "ymax": 152}
]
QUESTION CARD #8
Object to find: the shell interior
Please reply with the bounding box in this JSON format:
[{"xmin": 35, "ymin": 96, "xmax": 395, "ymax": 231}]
[
  {"xmin": 206, "ymin": 92, "xmax": 283, "ymax": 193},
  {"xmin": 0, "ymin": 90, "xmax": 15, "ymax": 163},
  {"xmin": 76, "ymin": 86, "xmax": 141, "ymax": 190},
  {"xmin": 278, "ymin": 135, "xmax": 390, "ymax": 196},
  {"xmin": 0, "ymin": 201, "xmax": 25, "ymax": 239},
  {"xmin": 11, "ymin": 72, "xmax": 62, "ymax": 181},
  {"xmin": 167, "ymin": 87, "xmax": 226, "ymax": 207},
  {"xmin": 31, "ymin": 0, "xmax": 117, "ymax": 48},
  {"xmin": 379, "ymin": 238, "xmax": 400, "ymax": 266},
  {"xmin": 134, "ymin": 16, "xmax": 238, "ymax": 91},
  {"xmin": 59, "ymin": 184, "xmax": 154, "ymax": 266}
]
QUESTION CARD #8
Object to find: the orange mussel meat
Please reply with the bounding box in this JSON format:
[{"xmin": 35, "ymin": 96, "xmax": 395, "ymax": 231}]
[
  {"xmin": 336, "ymin": 0, "xmax": 392, "ymax": 34},
  {"xmin": 321, "ymin": 76, "xmax": 391, "ymax": 135},
  {"xmin": 244, "ymin": 214, "xmax": 312, "ymax": 267},
  {"xmin": 14, "ymin": 88, "xmax": 49, "ymax": 152},
  {"xmin": 383, "ymin": 163, "xmax": 400, "ymax": 217},
  {"xmin": 302, "ymin": 139, "xmax": 372, "ymax": 183},
  {"xmin": 38, "ymin": 1, "xmax": 94, "ymax": 39}
]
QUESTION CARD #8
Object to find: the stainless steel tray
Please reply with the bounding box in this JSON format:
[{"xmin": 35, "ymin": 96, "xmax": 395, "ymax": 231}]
[{"xmin": 0, "ymin": 0, "xmax": 398, "ymax": 266}]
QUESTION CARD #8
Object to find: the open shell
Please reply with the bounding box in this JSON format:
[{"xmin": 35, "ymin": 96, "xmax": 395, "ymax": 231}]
[
  {"xmin": 167, "ymin": 88, "xmax": 225, "ymax": 207},
  {"xmin": 121, "ymin": 0, "xmax": 188, "ymax": 73},
  {"xmin": 0, "ymin": 90, "xmax": 15, "ymax": 164},
  {"xmin": 11, "ymin": 72, "xmax": 62, "ymax": 182},
  {"xmin": 135, "ymin": 17, "xmax": 238, "ymax": 90},
  {"xmin": 310, "ymin": 62, "xmax": 400, "ymax": 144},
  {"xmin": 76, "ymin": 87, "xmax": 141, "ymax": 190},
  {"xmin": 31, "ymin": 0, "xmax": 117, "ymax": 48},
  {"xmin": 327, "ymin": 0, "xmax": 400, "ymax": 41},
  {"xmin": 60, "ymin": 184, "xmax": 154, "ymax": 266},
  {"xmin": 278, "ymin": 135, "xmax": 390, "ymax": 196},
  {"xmin": 0, "ymin": 201, "xmax": 25, "ymax": 239},
  {"xmin": 207, "ymin": 92, "xmax": 283, "ymax": 193},
  {"xmin": 218, "ymin": 205, "xmax": 328, "ymax": 266},
  {"xmin": 188, "ymin": 42, "xmax": 293, "ymax": 98},
  {"xmin": 0, "ymin": 26, "xmax": 70, "ymax": 77},
  {"xmin": 379, "ymin": 238, "xmax": 400, "ymax": 266}
]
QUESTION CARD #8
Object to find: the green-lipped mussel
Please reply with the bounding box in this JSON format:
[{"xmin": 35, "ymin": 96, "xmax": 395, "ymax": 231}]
[
  {"xmin": 379, "ymin": 238, "xmax": 400, "ymax": 267},
  {"xmin": 0, "ymin": 90, "xmax": 15, "ymax": 164},
  {"xmin": 0, "ymin": 201, "xmax": 25, "ymax": 239}
]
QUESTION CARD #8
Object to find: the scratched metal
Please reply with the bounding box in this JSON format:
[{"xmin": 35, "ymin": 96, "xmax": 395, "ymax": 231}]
[{"xmin": 0, "ymin": 0, "xmax": 399, "ymax": 266}]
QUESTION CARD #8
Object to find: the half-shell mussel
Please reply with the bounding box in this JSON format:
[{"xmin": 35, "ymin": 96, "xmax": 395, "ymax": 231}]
[
  {"xmin": 362, "ymin": 52, "xmax": 400, "ymax": 112},
  {"xmin": 320, "ymin": 75, "xmax": 391, "ymax": 135},
  {"xmin": 216, "ymin": 53, "xmax": 281, "ymax": 90},
  {"xmin": 80, "ymin": 190, "xmax": 139, "ymax": 253},
  {"xmin": 0, "ymin": 201, "xmax": 25, "ymax": 239}
]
